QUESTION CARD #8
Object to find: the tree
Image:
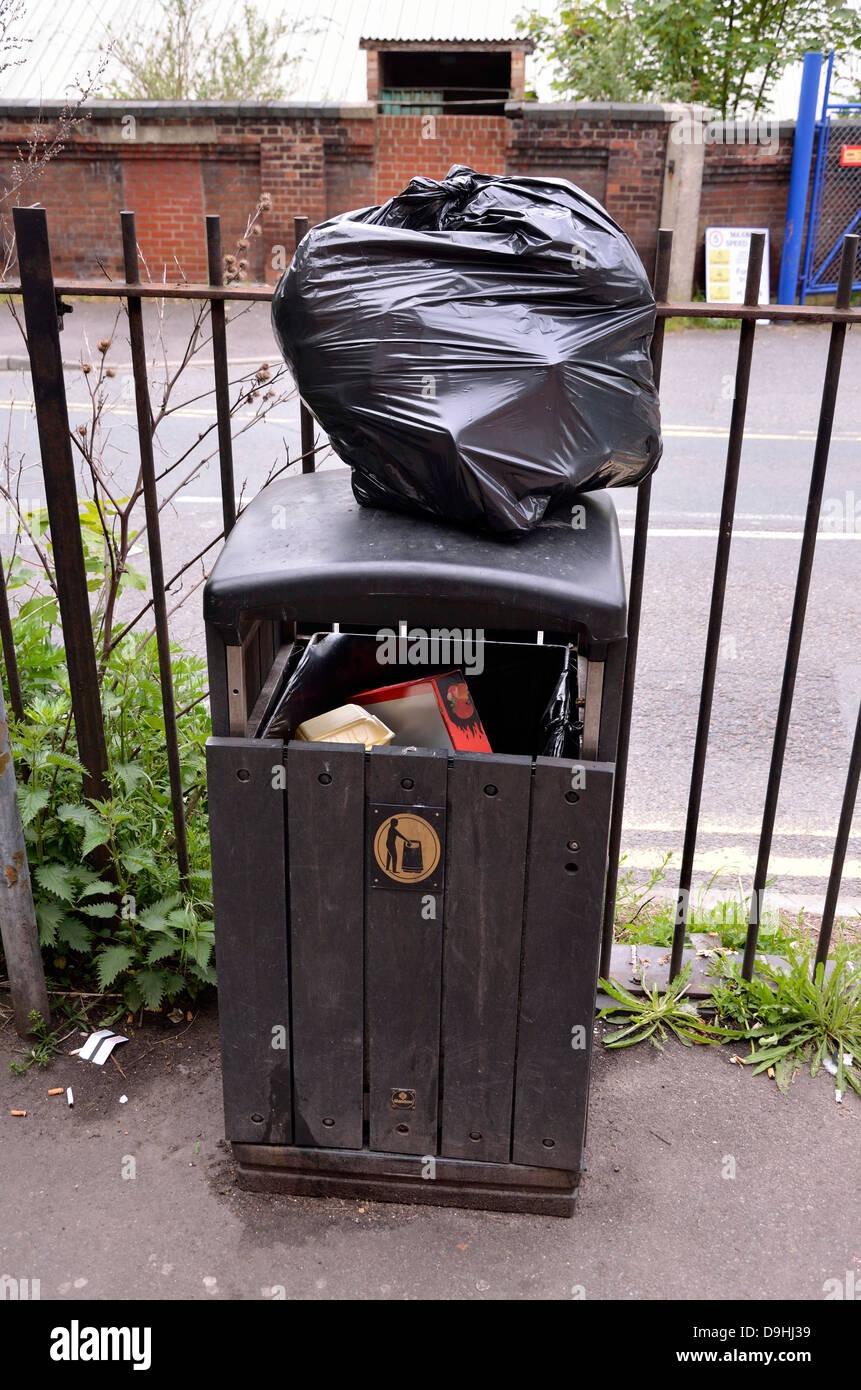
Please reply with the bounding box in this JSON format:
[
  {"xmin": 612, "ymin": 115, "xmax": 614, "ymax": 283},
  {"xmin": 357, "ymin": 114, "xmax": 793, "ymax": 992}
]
[
  {"xmin": 517, "ymin": 0, "xmax": 861, "ymax": 116},
  {"xmin": 104, "ymin": 0, "xmax": 312, "ymax": 101}
]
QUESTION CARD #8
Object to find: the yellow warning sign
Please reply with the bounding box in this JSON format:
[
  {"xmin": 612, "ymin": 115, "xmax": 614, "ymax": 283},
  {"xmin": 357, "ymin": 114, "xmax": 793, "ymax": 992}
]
[
  {"xmin": 705, "ymin": 226, "xmax": 770, "ymax": 306},
  {"xmin": 373, "ymin": 812, "xmax": 441, "ymax": 885}
]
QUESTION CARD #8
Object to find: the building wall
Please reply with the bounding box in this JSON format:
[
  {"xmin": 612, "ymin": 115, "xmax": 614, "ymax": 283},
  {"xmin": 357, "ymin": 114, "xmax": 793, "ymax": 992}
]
[
  {"xmin": 375, "ymin": 115, "xmax": 507, "ymax": 204},
  {"xmin": 0, "ymin": 102, "xmax": 795, "ymax": 293}
]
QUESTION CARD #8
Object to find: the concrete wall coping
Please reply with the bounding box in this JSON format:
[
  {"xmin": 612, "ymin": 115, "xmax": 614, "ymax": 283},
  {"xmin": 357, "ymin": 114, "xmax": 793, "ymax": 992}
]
[
  {"xmin": 505, "ymin": 100, "xmax": 672, "ymax": 122},
  {"xmin": 0, "ymin": 97, "xmax": 796, "ymax": 133},
  {"xmin": 506, "ymin": 101, "xmax": 796, "ymax": 131},
  {"xmin": 0, "ymin": 99, "xmax": 378, "ymax": 120}
]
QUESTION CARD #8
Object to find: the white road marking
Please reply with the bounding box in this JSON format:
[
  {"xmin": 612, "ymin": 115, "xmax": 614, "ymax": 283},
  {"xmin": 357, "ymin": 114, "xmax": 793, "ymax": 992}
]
[
  {"xmin": 620, "ymin": 847, "xmax": 861, "ymax": 879},
  {"xmin": 625, "ymin": 820, "xmax": 860, "ymax": 839},
  {"xmin": 619, "ymin": 527, "xmax": 861, "ymax": 540},
  {"xmin": 2, "ymin": 398, "xmax": 860, "ymax": 442},
  {"xmin": 664, "ymin": 426, "xmax": 855, "ymax": 441},
  {"xmin": 1, "ymin": 398, "xmax": 283, "ymax": 424},
  {"xmin": 615, "ymin": 511, "xmax": 808, "ymax": 522},
  {"xmin": 165, "ymin": 495, "xmax": 861, "ymax": 541}
]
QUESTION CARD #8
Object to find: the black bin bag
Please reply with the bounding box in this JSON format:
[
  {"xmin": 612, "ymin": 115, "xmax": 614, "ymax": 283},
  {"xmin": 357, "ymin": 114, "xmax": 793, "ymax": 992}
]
[{"xmin": 272, "ymin": 164, "xmax": 662, "ymax": 536}]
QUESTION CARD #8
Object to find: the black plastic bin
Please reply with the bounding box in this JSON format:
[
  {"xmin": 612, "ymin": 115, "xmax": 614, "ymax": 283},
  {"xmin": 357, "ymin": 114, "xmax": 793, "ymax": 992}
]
[{"xmin": 204, "ymin": 469, "xmax": 627, "ymax": 1216}]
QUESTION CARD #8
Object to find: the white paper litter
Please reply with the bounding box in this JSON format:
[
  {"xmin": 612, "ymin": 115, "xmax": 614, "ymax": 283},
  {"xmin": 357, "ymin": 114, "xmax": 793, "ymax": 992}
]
[
  {"xmin": 119, "ymin": 1095, "xmax": 128, "ymax": 1104},
  {"xmin": 70, "ymin": 1028, "xmax": 128, "ymax": 1065}
]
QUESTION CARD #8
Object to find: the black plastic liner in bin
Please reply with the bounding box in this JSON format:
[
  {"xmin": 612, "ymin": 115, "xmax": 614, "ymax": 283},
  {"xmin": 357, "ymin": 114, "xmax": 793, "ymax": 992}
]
[
  {"xmin": 261, "ymin": 633, "xmax": 581, "ymax": 759},
  {"xmin": 272, "ymin": 164, "xmax": 662, "ymax": 536}
]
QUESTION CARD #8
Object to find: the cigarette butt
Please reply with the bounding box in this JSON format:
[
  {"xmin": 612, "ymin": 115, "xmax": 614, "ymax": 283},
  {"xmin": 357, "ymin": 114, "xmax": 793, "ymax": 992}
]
[
  {"xmin": 66, "ymin": 1087, "xmax": 74, "ymax": 1107},
  {"xmin": 48, "ymin": 1087, "xmax": 64, "ymax": 1096},
  {"xmin": 11, "ymin": 1109, "xmax": 27, "ymax": 1117}
]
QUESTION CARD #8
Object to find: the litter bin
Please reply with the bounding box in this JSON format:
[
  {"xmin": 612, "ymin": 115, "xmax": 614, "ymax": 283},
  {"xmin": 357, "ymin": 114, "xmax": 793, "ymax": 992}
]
[{"xmin": 204, "ymin": 469, "xmax": 626, "ymax": 1216}]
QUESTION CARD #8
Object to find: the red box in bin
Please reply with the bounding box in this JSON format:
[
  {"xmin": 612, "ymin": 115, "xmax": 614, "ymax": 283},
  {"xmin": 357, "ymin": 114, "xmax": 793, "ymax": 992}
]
[{"xmin": 352, "ymin": 670, "xmax": 491, "ymax": 753}]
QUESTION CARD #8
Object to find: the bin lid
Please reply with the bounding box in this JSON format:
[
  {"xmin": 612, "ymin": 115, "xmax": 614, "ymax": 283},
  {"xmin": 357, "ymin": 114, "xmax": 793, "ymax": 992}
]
[{"xmin": 204, "ymin": 470, "xmax": 627, "ymax": 645}]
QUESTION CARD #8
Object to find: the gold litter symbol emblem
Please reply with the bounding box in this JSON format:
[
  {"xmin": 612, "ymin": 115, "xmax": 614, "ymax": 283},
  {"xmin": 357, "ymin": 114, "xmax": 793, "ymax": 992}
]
[{"xmin": 373, "ymin": 812, "xmax": 441, "ymax": 885}]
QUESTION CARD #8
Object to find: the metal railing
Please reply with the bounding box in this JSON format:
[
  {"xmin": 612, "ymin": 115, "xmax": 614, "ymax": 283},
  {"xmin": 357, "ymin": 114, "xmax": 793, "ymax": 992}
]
[{"xmin": 3, "ymin": 207, "xmax": 860, "ymax": 986}]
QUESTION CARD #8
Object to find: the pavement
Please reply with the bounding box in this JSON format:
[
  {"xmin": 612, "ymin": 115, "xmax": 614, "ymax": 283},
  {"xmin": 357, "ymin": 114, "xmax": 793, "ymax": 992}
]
[{"xmin": 1, "ymin": 996, "xmax": 858, "ymax": 1302}]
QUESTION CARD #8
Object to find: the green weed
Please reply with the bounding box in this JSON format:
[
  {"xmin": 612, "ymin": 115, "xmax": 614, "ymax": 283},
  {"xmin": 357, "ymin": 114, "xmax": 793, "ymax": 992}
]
[
  {"xmin": 710, "ymin": 946, "xmax": 861, "ymax": 1097},
  {"xmin": 598, "ymin": 961, "xmax": 738, "ymax": 1050},
  {"xmin": 8, "ymin": 1010, "xmax": 70, "ymax": 1074}
]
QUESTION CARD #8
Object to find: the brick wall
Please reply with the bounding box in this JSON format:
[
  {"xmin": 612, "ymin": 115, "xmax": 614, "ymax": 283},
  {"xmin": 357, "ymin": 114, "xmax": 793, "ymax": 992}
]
[
  {"xmin": 507, "ymin": 107, "xmax": 669, "ymax": 281},
  {"xmin": 0, "ymin": 101, "xmax": 795, "ymax": 292},
  {"xmin": 4, "ymin": 147, "xmax": 126, "ymax": 278},
  {"xmin": 122, "ymin": 153, "xmax": 207, "ymax": 279},
  {"xmin": 375, "ymin": 115, "xmax": 507, "ymax": 204}
]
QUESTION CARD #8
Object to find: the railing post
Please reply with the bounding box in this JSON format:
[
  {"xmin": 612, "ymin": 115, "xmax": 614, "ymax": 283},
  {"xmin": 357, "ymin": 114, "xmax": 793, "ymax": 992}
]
[
  {"xmin": 742, "ymin": 234, "xmax": 859, "ymax": 979},
  {"xmin": 599, "ymin": 228, "xmax": 673, "ymax": 980},
  {"xmin": 777, "ymin": 51, "xmax": 824, "ymax": 306},
  {"xmin": 816, "ymin": 697, "xmax": 861, "ymax": 970},
  {"xmin": 0, "ymin": 557, "xmax": 24, "ymax": 721},
  {"xmin": 12, "ymin": 206, "xmax": 109, "ymax": 802},
  {"xmin": 670, "ymin": 233, "xmax": 766, "ymax": 979},
  {"xmin": 0, "ymin": 680, "xmax": 49, "ymax": 1036},
  {"xmin": 293, "ymin": 215, "xmax": 316, "ymax": 474},
  {"xmin": 206, "ymin": 215, "xmax": 237, "ymax": 538},
  {"xmin": 121, "ymin": 211, "xmax": 190, "ymax": 891}
]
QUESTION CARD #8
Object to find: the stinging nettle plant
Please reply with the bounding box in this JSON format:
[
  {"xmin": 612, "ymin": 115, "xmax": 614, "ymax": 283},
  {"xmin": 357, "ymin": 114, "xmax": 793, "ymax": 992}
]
[{"xmin": 1, "ymin": 208, "xmax": 309, "ymax": 1015}]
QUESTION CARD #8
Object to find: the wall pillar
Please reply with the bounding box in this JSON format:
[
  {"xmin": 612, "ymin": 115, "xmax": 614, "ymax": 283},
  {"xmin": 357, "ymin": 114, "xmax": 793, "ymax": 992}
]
[
  {"xmin": 660, "ymin": 104, "xmax": 707, "ymax": 300},
  {"xmin": 260, "ymin": 126, "xmax": 327, "ymax": 283}
]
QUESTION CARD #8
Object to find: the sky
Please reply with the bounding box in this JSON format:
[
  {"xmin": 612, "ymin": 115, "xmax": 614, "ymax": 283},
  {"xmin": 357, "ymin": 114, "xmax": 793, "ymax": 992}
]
[
  {"xmin": 4, "ymin": 0, "xmax": 540, "ymax": 102},
  {"xmin": 1, "ymin": 0, "xmax": 848, "ymax": 117}
]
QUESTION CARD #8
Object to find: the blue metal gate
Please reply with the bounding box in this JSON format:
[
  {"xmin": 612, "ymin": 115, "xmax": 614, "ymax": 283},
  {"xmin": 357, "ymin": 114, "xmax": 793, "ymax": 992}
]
[{"xmin": 800, "ymin": 52, "xmax": 861, "ymax": 299}]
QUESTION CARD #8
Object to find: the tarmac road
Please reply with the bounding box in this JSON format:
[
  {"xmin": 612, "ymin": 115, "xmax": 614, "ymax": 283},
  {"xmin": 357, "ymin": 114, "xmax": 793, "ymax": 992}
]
[{"xmin": 0, "ymin": 302, "xmax": 859, "ymax": 916}]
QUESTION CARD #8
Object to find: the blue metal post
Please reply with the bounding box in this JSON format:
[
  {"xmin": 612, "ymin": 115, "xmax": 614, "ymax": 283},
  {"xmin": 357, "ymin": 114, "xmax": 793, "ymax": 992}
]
[{"xmin": 778, "ymin": 52, "xmax": 824, "ymax": 304}]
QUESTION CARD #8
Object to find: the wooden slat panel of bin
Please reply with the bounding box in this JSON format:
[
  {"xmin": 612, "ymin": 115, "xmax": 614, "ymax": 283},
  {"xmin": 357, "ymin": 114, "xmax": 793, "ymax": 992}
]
[
  {"xmin": 366, "ymin": 747, "xmax": 447, "ymax": 1156},
  {"xmin": 287, "ymin": 741, "xmax": 365, "ymax": 1149},
  {"xmin": 206, "ymin": 737, "xmax": 293, "ymax": 1144},
  {"xmin": 233, "ymin": 1142, "xmax": 578, "ymax": 1217},
  {"xmin": 440, "ymin": 753, "xmax": 531, "ymax": 1163},
  {"xmin": 247, "ymin": 639, "xmax": 298, "ymax": 739},
  {"xmin": 512, "ymin": 759, "xmax": 614, "ymax": 1169}
]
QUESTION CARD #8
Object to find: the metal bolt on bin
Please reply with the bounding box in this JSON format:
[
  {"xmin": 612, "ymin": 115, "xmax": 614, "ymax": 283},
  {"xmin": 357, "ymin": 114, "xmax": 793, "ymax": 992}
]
[{"xmin": 204, "ymin": 469, "xmax": 627, "ymax": 1216}]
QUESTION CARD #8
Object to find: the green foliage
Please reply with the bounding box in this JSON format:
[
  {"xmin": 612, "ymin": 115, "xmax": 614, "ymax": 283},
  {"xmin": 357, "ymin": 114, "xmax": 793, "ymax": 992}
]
[
  {"xmin": 8, "ymin": 1009, "xmax": 68, "ymax": 1074},
  {"xmin": 614, "ymin": 856, "xmax": 802, "ymax": 958},
  {"xmin": 518, "ymin": 0, "xmax": 861, "ymax": 116},
  {"xmin": 710, "ymin": 946, "xmax": 861, "ymax": 1096},
  {"xmin": 598, "ymin": 961, "xmax": 738, "ymax": 1048},
  {"xmin": 614, "ymin": 849, "xmax": 673, "ymax": 928},
  {"xmin": 104, "ymin": 0, "xmax": 309, "ymax": 101},
  {"xmin": 3, "ymin": 555, "xmax": 213, "ymax": 1014}
]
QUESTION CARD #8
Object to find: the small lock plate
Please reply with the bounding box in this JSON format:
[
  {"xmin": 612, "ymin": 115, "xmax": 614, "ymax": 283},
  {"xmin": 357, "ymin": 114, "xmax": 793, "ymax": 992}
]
[{"xmin": 391, "ymin": 1089, "xmax": 416, "ymax": 1111}]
